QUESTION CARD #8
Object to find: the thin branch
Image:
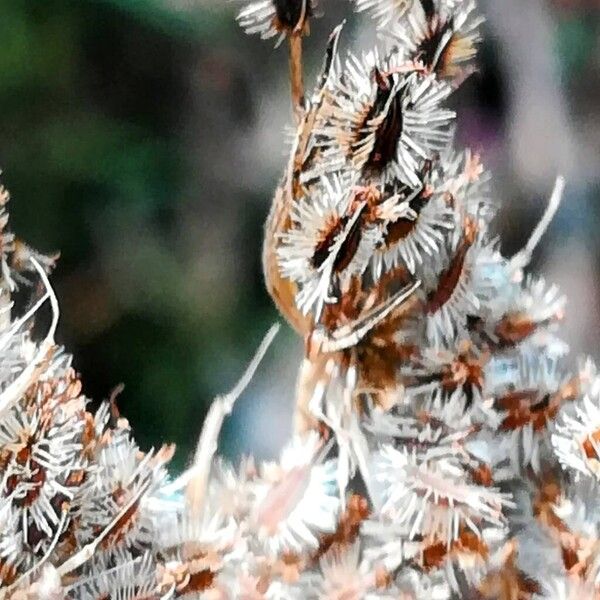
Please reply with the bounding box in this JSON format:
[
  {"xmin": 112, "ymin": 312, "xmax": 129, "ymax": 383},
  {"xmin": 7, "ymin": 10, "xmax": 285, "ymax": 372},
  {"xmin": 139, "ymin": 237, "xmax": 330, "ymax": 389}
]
[
  {"xmin": 159, "ymin": 324, "xmax": 280, "ymax": 512},
  {"xmin": 511, "ymin": 175, "xmax": 565, "ymax": 272},
  {"xmin": 0, "ymin": 257, "xmax": 59, "ymax": 422},
  {"xmin": 0, "ymin": 508, "xmax": 68, "ymax": 598},
  {"xmin": 56, "ymin": 477, "xmax": 152, "ymax": 577},
  {"xmin": 0, "ymin": 290, "xmax": 49, "ymax": 354}
]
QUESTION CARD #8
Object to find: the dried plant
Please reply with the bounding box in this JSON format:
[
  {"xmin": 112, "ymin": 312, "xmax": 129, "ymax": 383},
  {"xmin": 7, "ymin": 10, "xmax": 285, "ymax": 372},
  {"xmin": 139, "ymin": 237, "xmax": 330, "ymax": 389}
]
[{"xmin": 0, "ymin": 0, "xmax": 599, "ymax": 598}]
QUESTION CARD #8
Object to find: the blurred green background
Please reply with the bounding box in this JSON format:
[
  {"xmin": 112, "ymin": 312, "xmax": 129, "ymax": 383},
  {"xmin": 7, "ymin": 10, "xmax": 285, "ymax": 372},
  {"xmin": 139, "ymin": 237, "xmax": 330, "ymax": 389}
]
[{"xmin": 1, "ymin": 0, "xmax": 598, "ymax": 471}]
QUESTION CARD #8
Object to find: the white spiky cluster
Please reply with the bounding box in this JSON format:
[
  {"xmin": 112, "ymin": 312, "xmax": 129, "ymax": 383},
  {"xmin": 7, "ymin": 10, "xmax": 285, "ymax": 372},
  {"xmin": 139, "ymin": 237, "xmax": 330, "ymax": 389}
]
[{"xmin": 0, "ymin": 0, "xmax": 598, "ymax": 598}]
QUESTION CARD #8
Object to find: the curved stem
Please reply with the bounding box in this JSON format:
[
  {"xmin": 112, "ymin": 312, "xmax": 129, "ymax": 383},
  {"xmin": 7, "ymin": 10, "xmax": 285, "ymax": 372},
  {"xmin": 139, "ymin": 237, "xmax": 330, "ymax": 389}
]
[{"xmin": 288, "ymin": 33, "xmax": 305, "ymax": 123}]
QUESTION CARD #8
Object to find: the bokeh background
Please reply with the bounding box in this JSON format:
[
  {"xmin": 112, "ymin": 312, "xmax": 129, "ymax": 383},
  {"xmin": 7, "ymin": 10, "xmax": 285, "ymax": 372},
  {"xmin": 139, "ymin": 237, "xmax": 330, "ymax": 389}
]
[{"xmin": 0, "ymin": 0, "xmax": 598, "ymax": 471}]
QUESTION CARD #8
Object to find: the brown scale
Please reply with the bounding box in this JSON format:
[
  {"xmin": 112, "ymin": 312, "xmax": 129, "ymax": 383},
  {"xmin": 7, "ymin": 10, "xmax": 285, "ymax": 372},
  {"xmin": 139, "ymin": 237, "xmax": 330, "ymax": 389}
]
[
  {"xmin": 418, "ymin": 21, "xmax": 475, "ymax": 81},
  {"xmin": 319, "ymin": 276, "xmax": 365, "ymax": 333},
  {"xmin": 470, "ymin": 462, "xmax": 494, "ymax": 487},
  {"xmin": 159, "ymin": 558, "xmax": 219, "ymax": 598},
  {"xmin": 381, "ymin": 163, "xmax": 435, "ymax": 250},
  {"xmin": 437, "ymin": 29, "xmax": 478, "ymax": 81},
  {"xmin": 478, "ymin": 542, "xmax": 541, "ymax": 599},
  {"xmin": 383, "ymin": 192, "xmax": 430, "ymax": 246},
  {"xmin": 312, "ymin": 216, "xmax": 345, "ymax": 270},
  {"xmin": 359, "ymin": 270, "xmax": 420, "ymax": 397},
  {"xmin": 316, "ymin": 264, "xmax": 412, "ymax": 341},
  {"xmin": 6, "ymin": 458, "xmax": 45, "ymax": 508},
  {"xmin": 356, "ymin": 316, "xmax": 418, "ymax": 396},
  {"xmin": 320, "ymin": 267, "xmax": 418, "ymax": 398},
  {"xmin": 3, "ymin": 374, "xmax": 89, "ymax": 509},
  {"xmin": 371, "ymin": 262, "xmax": 416, "ymax": 303},
  {"xmin": 182, "ymin": 568, "xmax": 216, "ymax": 594},
  {"xmin": 360, "ymin": 68, "xmax": 405, "ymax": 175},
  {"xmin": 582, "ymin": 429, "xmax": 600, "ymax": 460},
  {"xmin": 561, "ymin": 535, "xmax": 600, "ymax": 579},
  {"xmin": 3, "ymin": 415, "xmax": 44, "ymax": 506},
  {"xmin": 298, "ymin": 272, "xmax": 418, "ymax": 429},
  {"xmin": 533, "ymin": 477, "xmax": 600, "ymax": 580},
  {"xmin": 311, "ymin": 204, "xmax": 366, "ymax": 274},
  {"xmin": 97, "ymin": 487, "xmax": 141, "ymax": 550},
  {"xmin": 81, "ymin": 411, "xmax": 98, "ymax": 460},
  {"xmin": 494, "ymin": 314, "xmax": 538, "ymax": 347},
  {"xmin": 55, "ymin": 519, "xmax": 80, "ymax": 568},
  {"xmin": 24, "ymin": 519, "xmax": 49, "ymax": 551},
  {"xmin": 349, "ymin": 184, "xmax": 382, "ymax": 223},
  {"xmin": 469, "ymin": 312, "xmax": 558, "ymax": 353},
  {"xmin": 497, "ymin": 390, "xmax": 553, "ymax": 432},
  {"xmin": 312, "ymin": 184, "xmax": 391, "ymax": 278},
  {"xmin": 497, "ymin": 375, "xmax": 580, "ymax": 433},
  {"xmin": 426, "ymin": 216, "xmax": 477, "ymax": 315},
  {"xmin": 406, "ymin": 342, "xmax": 488, "ymax": 407},
  {"xmin": 561, "ymin": 545, "xmax": 580, "ymax": 574},
  {"xmin": 416, "ymin": 18, "xmax": 455, "ymax": 71},
  {"xmin": 374, "ymin": 566, "xmax": 393, "ymax": 590},
  {"xmin": 0, "ymin": 560, "xmax": 17, "ymax": 586},
  {"xmin": 494, "ymin": 310, "xmax": 563, "ymax": 348},
  {"xmin": 319, "ymin": 264, "xmax": 411, "ymax": 326},
  {"xmin": 9, "ymin": 238, "xmax": 58, "ymax": 275},
  {"xmin": 413, "ymin": 1, "xmax": 477, "ymax": 80},
  {"xmin": 533, "ymin": 478, "xmax": 566, "ymax": 533},
  {"xmin": 421, "ymin": 529, "xmax": 488, "ymax": 571},
  {"xmin": 313, "ymin": 494, "xmax": 370, "ymax": 560},
  {"xmin": 62, "ymin": 369, "xmax": 83, "ymax": 400},
  {"xmin": 440, "ymin": 347, "xmax": 485, "ymax": 397}
]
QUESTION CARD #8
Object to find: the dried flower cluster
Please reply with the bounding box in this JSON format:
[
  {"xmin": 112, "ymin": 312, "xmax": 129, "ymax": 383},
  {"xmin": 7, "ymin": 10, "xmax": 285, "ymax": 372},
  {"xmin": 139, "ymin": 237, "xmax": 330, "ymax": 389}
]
[{"xmin": 0, "ymin": 0, "xmax": 599, "ymax": 598}]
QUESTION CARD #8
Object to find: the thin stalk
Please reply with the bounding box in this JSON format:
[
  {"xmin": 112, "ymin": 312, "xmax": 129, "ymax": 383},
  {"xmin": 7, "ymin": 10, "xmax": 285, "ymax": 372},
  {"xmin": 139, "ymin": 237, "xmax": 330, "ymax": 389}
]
[{"xmin": 288, "ymin": 33, "xmax": 305, "ymax": 123}]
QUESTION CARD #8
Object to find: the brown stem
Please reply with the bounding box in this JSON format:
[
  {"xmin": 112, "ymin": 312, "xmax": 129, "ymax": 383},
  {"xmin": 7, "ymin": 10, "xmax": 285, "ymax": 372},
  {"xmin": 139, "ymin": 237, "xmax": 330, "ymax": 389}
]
[
  {"xmin": 294, "ymin": 356, "xmax": 325, "ymax": 434},
  {"xmin": 288, "ymin": 33, "xmax": 305, "ymax": 124}
]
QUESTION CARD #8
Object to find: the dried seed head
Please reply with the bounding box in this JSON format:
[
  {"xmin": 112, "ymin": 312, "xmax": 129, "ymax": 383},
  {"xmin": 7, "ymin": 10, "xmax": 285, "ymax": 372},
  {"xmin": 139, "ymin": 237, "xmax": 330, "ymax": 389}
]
[{"xmin": 237, "ymin": 0, "xmax": 314, "ymax": 45}]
